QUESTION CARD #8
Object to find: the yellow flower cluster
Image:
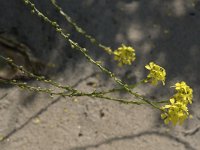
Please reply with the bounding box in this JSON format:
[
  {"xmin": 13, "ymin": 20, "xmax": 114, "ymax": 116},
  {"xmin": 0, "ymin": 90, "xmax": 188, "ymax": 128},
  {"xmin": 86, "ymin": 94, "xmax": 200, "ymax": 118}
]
[
  {"xmin": 113, "ymin": 44, "xmax": 136, "ymax": 66},
  {"xmin": 173, "ymin": 82, "xmax": 193, "ymax": 105},
  {"xmin": 161, "ymin": 81, "xmax": 193, "ymax": 125},
  {"xmin": 145, "ymin": 62, "xmax": 166, "ymax": 85}
]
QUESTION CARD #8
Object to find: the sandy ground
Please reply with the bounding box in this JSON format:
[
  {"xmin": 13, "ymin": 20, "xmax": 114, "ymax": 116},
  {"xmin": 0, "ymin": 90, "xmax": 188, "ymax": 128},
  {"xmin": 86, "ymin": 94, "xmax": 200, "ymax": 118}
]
[{"xmin": 0, "ymin": 0, "xmax": 200, "ymax": 150}]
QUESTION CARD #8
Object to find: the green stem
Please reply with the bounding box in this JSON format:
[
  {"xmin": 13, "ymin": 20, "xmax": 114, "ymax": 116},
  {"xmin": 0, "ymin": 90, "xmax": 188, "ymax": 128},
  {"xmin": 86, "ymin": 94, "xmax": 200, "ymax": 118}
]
[
  {"xmin": 0, "ymin": 55, "xmax": 76, "ymax": 93},
  {"xmin": 0, "ymin": 54, "xmax": 166, "ymax": 106},
  {"xmin": 100, "ymin": 79, "xmax": 146, "ymax": 94},
  {"xmin": 0, "ymin": 78, "xmax": 168, "ymax": 105},
  {"xmin": 22, "ymin": 0, "xmax": 161, "ymax": 110},
  {"xmin": 50, "ymin": 0, "xmax": 112, "ymax": 54}
]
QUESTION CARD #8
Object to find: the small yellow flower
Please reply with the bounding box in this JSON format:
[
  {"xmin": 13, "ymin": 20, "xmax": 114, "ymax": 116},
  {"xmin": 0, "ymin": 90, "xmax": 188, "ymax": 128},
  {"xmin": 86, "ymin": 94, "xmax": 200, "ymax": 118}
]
[
  {"xmin": 113, "ymin": 44, "xmax": 136, "ymax": 66},
  {"xmin": 145, "ymin": 62, "xmax": 166, "ymax": 85},
  {"xmin": 161, "ymin": 99, "xmax": 189, "ymax": 125},
  {"xmin": 173, "ymin": 81, "xmax": 193, "ymax": 104},
  {"xmin": 161, "ymin": 81, "xmax": 193, "ymax": 126}
]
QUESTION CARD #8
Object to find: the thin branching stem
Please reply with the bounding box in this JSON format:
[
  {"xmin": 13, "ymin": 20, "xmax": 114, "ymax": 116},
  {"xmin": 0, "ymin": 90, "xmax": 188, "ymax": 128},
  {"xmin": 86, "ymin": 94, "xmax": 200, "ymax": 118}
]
[
  {"xmin": 0, "ymin": 77, "xmax": 168, "ymax": 105},
  {"xmin": 0, "ymin": 55, "xmax": 168, "ymax": 105},
  {"xmin": 21, "ymin": 0, "xmax": 162, "ymax": 110},
  {"xmin": 50, "ymin": 0, "xmax": 112, "ymax": 54},
  {"xmin": 0, "ymin": 55, "xmax": 76, "ymax": 92}
]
